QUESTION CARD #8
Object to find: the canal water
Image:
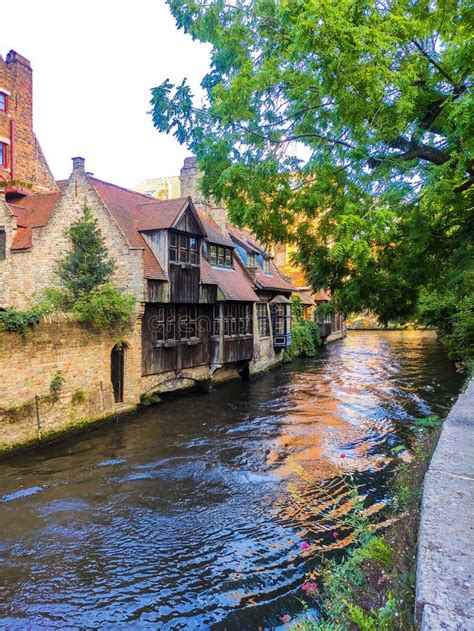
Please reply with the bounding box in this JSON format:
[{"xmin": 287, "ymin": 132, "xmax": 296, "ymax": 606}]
[{"xmin": 0, "ymin": 332, "xmax": 463, "ymax": 629}]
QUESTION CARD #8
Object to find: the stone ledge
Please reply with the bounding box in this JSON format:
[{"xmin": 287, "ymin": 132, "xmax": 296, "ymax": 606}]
[{"xmin": 416, "ymin": 378, "xmax": 474, "ymax": 629}]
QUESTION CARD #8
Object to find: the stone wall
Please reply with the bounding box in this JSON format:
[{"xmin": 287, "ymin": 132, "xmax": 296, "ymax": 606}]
[
  {"xmin": 415, "ymin": 379, "xmax": 474, "ymax": 629},
  {"xmin": 0, "ymin": 165, "xmax": 146, "ymax": 310},
  {"xmin": 0, "ymin": 316, "xmax": 142, "ymax": 450},
  {"xmin": 0, "ymin": 50, "xmax": 57, "ymax": 192}
]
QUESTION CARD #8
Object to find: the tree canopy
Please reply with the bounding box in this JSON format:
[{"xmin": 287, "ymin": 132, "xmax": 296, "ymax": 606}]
[{"xmin": 151, "ymin": 0, "xmax": 473, "ymax": 361}]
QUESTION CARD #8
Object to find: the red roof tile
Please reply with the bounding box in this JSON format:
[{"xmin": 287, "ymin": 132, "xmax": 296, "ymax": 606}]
[
  {"xmin": 8, "ymin": 192, "xmax": 61, "ymax": 250},
  {"xmin": 201, "ymin": 256, "xmax": 259, "ymax": 302},
  {"xmin": 89, "ymin": 177, "xmax": 167, "ymax": 281},
  {"xmin": 227, "ymin": 225, "xmax": 295, "ymax": 293},
  {"xmin": 198, "ymin": 211, "xmax": 234, "ymax": 247},
  {"xmin": 136, "ymin": 198, "xmax": 188, "ymax": 231}
]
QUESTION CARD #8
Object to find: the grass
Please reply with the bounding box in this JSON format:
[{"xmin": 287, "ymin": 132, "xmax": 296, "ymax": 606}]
[{"xmin": 287, "ymin": 419, "xmax": 444, "ymax": 631}]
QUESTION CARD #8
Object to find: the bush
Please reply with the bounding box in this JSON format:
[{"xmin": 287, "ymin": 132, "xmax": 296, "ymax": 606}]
[
  {"xmin": 73, "ymin": 283, "xmax": 136, "ymax": 335},
  {"xmin": 284, "ymin": 319, "xmax": 321, "ymax": 362},
  {"xmin": 0, "ymin": 308, "xmax": 42, "ymax": 336}
]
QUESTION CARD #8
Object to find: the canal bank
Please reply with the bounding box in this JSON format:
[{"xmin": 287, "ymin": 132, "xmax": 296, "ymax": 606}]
[
  {"xmin": 0, "ymin": 331, "xmax": 463, "ymax": 629},
  {"xmin": 416, "ymin": 377, "xmax": 474, "ymax": 629}
]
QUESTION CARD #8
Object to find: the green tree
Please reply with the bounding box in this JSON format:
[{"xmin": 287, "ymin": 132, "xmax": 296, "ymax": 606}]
[
  {"xmin": 58, "ymin": 206, "xmax": 115, "ymax": 298},
  {"xmin": 151, "ymin": 0, "xmax": 473, "ymax": 361}
]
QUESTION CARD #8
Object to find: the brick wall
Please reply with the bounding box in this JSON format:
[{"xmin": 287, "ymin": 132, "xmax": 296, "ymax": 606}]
[
  {"xmin": 0, "ymin": 167, "xmax": 147, "ymax": 310},
  {"xmin": 0, "ymin": 50, "xmax": 57, "ymax": 193},
  {"xmin": 0, "ymin": 316, "xmax": 142, "ymax": 449}
]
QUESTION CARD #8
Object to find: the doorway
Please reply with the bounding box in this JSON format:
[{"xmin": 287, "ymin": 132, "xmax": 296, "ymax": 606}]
[{"xmin": 111, "ymin": 344, "xmax": 125, "ymax": 403}]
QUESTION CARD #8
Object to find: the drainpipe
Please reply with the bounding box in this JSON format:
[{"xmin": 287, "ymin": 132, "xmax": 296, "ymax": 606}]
[{"xmin": 9, "ymin": 120, "xmax": 14, "ymax": 181}]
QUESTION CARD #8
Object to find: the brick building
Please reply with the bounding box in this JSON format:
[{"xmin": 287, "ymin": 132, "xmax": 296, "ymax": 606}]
[{"xmin": 0, "ymin": 50, "xmax": 296, "ymax": 449}]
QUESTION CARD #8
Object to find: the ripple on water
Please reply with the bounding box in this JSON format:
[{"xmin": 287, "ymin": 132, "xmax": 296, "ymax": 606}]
[{"xmin": 0, "ymin": 331, "xmax": 463, "ymax": 629}]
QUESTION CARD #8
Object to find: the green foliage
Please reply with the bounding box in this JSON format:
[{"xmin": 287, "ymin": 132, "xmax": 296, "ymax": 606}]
[
  {"xmin": 284, "ymin": 319, "xmax": 320, "ymax": 361},
  {"xmin": 152, "ymin": 0, "xmax": 473, "ymax": 363},
  {"xmin": 49, "ymin": 371, "xmax": 64, "ymax": 402},
  {"xmin": 57, "ymin": 205, "xmax": 115, "ymax": 299},
  {"xmin": 358, "ymin": 537, "xmax": 393, "ymax": 570},
  {"xmin": 71, "ymin": 389, "xmax": 86, "ymax": 406},
  {"xmin": 346, "ymin": 595, "xmax": 397, "ymax": 631},
  {"xmin": 0, "ymin": 308, "xmax": 42, "ymax": 335},
  {"xmin": 413, "ymin": 414, "xmax": 443, "ymax": 432},
  {"xmin": 72, "ymin": 283, "xmax": 136, "ymax": 336}
]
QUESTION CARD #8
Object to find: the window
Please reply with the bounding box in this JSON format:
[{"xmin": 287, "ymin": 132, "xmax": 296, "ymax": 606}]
[
  {"xmin": 257, "ymin": 303, "xmax": 270, "ymax": 337},
  {"xmin": 271, "ymin": 303, "xmax": 292, "ymax": 336},
  {"xmin": 248, "ymin": 252, "xmax": 256, "ymax": 268},
  {"xmin": 213, "ymin": 304, "xmax": 221, "ymax": 336},
  {"xmin": 0, "ymin": 142, "xmax": 8, "ymax": 168},
  {"xmin": 179, "ymin": 305, "xmax": 198, "ymax": 339},
  {"xmin": 0, "ymin": 92, "xmax": 7, "ymax": 113},
  {"xmin": 223, "ymin": 303, "xmax": 252, "ymax": 337},
  {"xmin": 169, "ymin": 232, "xmax": 199, "ymax": 265},
  {"xmin": 209, "ymin": 244, "xmax": 233, "ymax": 268},
  {"xmin": 154, "ymin": 305, "xmax": 176, "ymax": 343},
  {"xmin": 0, "ymin": 228, "xmax": 6, "ymax": 261},
  {"xmin": 263, "ymin": 258, "xmax": 271, "ymax": 274}
]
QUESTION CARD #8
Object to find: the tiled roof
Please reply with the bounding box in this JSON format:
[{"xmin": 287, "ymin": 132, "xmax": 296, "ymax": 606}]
[
  {"xmin": 136, "ymin": 198, "xmax": 189, "ymax": 231},
  {"xmin": 8, "ymin": 192, "xmax": 60, "ymax": 250},
  {"xmin": 201, "ymin": 256, "xmax": 259, "ymax": 302},
  {"xmin": 227, "ymin": 224, "xmax": 295, "ymax": 293},
  {"xmin": 254, "ymin": 261, "xmax": 295, "ymax": 293},
  {"xmin": 89, "ymin": 177, "xmax": 167, "ymax": 281},
  {"xmin": 227, "ymin": 224, "xmax": 265, "ymax": 255},
  {"xmin": 198, "ymin": 211, "xmax": 234, "ymax": 247}
]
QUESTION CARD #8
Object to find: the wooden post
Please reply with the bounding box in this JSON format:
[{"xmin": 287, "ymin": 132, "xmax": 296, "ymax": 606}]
[
  {"xmin": 35, "ymin": 395, "xmax": 42, "ymax": 440},
  {"xmin": 99, "ymin": 381, "xmax": 105, "ymax": 415}
]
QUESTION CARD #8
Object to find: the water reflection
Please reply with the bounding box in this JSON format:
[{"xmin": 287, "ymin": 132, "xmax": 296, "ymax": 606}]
[{"xmin": 0, "ymin": 332, "xmax": 462, "ymax": 629}]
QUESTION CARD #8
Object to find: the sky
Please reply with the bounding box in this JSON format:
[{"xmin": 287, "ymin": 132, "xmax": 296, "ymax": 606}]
[{"xmin": 4, "ymin": 0, "xmax": 211, "ymax": 188}]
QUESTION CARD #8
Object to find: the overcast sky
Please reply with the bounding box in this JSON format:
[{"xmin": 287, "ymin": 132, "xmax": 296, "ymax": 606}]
[{"xmin": 4, "ymin": 0, "xmax": 211, "ymax": 188}]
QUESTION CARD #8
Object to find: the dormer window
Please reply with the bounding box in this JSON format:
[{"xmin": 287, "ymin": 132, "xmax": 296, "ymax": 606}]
[
  {"xmin": 169, "ymin": 232, "xmax": 199, "ymax": 265},
  {"xmin": 0, "ymin": 142, "xmax": 8, "ymax": 168},
  {"xmin": 0, "ymin": 92, "xmax": 7, "ymax": 113},
  {"xmin": 209, "ymin": 244, "xmax": 233, "ymax": 268}
]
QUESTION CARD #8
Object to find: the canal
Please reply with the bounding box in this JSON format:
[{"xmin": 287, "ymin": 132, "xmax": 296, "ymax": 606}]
[{"xmin": 0, "ymin": 332, "xmax": 463, "ymax": 629}]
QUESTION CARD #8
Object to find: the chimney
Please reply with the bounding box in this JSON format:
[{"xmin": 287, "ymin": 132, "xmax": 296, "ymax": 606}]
[
  {"xmin": 0, "ymin": 187, "xmax": 5, "ymax": 202},
  {"xmin": 72, "ymin": 156, "xmax": 85, "ymax": 174},
  {"xmin": 180, "ymin": 156, "xmax": 228, "ymax": 231},
  {"xmin": 5, "ymin": 50, "xmax": 31, "ymax": 70}
]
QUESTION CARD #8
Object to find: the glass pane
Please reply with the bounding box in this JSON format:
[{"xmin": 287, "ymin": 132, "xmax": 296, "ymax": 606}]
[
  {"xmin": 218, "ymin": 247, "xmax": 225, "ymax": 265},
  {"xmin": 169, "ymin": 248, "xmax": 177, "ymax": 262},
  {"xmin": 0, "ymin": 94, "xmax": 5, "ymax": 110},
  {"xmin": 179, "ymin": 249, "xmax": 188, "ymax": 263},
  {"xmin": 157, "ymin": 324, "xmax": 165, "ymax": 341},
  {"xmin": 179, "ymin": 235, "xmax": 187, "ymax": 248},
  {"xmin": 189, "ymin": 237, "xmax": 197, "ymax": 250},
  {"xmin": 225, "ymin": 249, "xmax": 232, "ymax": 266},
  {"xmin": 169, "ymin": 232, "xmax": 177, "ymax": 246},
  {"xmin": 190, "ymin": 251, "xmax": 197, "ymax": 264}
]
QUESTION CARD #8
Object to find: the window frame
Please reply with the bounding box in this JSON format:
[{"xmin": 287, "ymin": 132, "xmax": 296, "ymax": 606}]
[
  {"xmin": 222, "ymin": 302, "xmax": 253, "ymax": 338},
  {"xmin": 0, "ymin": 142, "xmax": 8, "ymax": 169},
  {"xmin": 0, "ymin": 92, "xmax": 7, "ymax": 113},
  {"xmin": 208, "ymin": 243, "xmax": 233, "ymax": 268},
  {"xmin": 169, "ymin": 230, "xmax": 200, "ymax": 267},
  {"xmin": 257, "ymin": 303, "xmax": 270, "ymax": 338}
]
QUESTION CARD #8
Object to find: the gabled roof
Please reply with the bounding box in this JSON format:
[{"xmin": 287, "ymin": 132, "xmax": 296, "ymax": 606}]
[
  {"xmin": 8, "ymin": 192, "xmax": 61, "ymax": 250},
  {"xmin": 227, "ymin": 224, "xmax": 264, "ymax": 255},
  {"xmin": 197, "ymin": 211, "xmax": 234, "ymax": 247},
  {"xmin": 89, "ymin": 177, "xmax": 167, "ymax": 280},
  {"xmin": 200, "ymin": 256, "xmax": 259, "ymax": 302},
  {"xmin": 227, "ymin": 224, "xmax": 295, "ymax": 293},
  {"xmin": 136, "ymin": 197, "xmax": 207, "ymax": 236}
]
